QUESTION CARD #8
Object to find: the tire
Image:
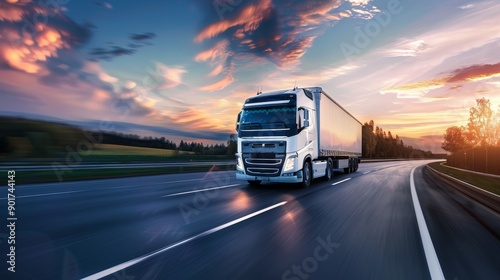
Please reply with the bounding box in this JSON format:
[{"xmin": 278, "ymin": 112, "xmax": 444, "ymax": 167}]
[
  {"xmin": 301, "ymin": 161, "xmax": 312, "ymax": 188},
  {"xmin": 248, "ymin": 180, "xmax": 261, "ymax": 186},
  {"xmin": 354, "ymin": 159, "xmax": 359, "ymax": 172},
  {"xmin": 324, "ymin": 159, "xmax": 333, "ymax": 181},
  {"xmin": 343, "ymin": 164, "xmax": 350, "ymax": 174}
]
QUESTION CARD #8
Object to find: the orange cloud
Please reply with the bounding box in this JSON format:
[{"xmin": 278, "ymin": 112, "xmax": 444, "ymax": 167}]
[
  {"xmin": 208, "ymin": 64, "xmax": 224, "ymax": 77},
  {"xmin": 448, "ymin": 63, "xmax": 500, "ymax": 83},
  {"xmin": 383, "ymin": 63, "xmax": 500, "ymax": 95},
  {"xmin": 383, "ymin": 77, "xmax": 448, "ymax": 93},
  {"xmin": 194, "ymin": 0, "xmax": 272, "ymax": 43},
  {"xmin": 199, "ymin": 73, "xmax": 235, "ymax": 92},
  {"xmin": 194, "ymin": 40, "xmax": 230, "ymax": 62},
  {"xmin": 1, "ymin": 26, "xmax": 68, "ymax": 74}
]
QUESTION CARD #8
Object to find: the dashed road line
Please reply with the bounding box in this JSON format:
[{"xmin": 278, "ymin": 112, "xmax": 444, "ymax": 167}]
[
  {"xmin": 332, "ymin": 178, "xmax": 351, "ymax": 186},
  {"xmin": 162, "ymin": 184, "xmax": 240, "ymax": 197},
  {"xmin": 0, "ymin": 190, "xmax": 84, "ymax": 200}
]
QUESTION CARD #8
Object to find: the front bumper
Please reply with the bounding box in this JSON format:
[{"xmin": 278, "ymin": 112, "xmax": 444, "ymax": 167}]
[{"xmin": 236, "ymin": 170, "xmax": 303, "ymax": 183}]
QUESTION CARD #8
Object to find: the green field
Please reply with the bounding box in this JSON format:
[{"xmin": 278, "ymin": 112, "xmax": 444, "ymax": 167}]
[{"xmin": 428, "ymin": 162, "xmax": 500, "ymax": 195}]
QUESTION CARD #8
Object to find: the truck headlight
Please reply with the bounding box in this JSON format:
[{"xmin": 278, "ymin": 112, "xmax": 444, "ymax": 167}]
[
  {"xmin": 283, "ymin": 155, "xmax": 297, "ymax": 172},
  {"xmin": 237, "ymin": 156, "xmax": 244, "ymax": 170}
]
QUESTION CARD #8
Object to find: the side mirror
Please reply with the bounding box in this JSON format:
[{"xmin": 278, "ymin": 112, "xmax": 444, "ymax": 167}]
[
  {"xmin": 235, "ymin": 111, "xmax": 241, "ymax": 131},
  {"xmin": 298, "ymin": 108, "xmax": 309, "ymax": 129}
]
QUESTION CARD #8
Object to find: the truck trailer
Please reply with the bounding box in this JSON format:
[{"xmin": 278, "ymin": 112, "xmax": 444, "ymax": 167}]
[{"xmin": 235, "ymin": 87, "xmax": 362, "ymax": 188}]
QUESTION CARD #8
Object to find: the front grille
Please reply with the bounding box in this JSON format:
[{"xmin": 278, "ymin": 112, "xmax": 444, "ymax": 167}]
[
  {"xmin": 251, "ymin": 153, "xmax": 275, "ymax": 158},
  {"xmin": 247, "ymin": 168, "xmax": 280, "ymax": 175},
  {"xmin": 252, "ymin": 143, "xmax": 276, "ymax": 148},
  {"xmin": 242, "ymin": 141, "xmax": 286, "ymax": 177},
  {"xmin": 245, "ymin": 158, "xmax": 282, "ymax": 165}
]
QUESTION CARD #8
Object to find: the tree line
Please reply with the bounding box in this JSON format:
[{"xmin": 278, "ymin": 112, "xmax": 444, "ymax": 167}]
[
  {"xmin": 362, "ymin": 120, "xmax": 433, "ymax": 158},
  {"xmin": 0, "ymin": 116, "xmax": 237, "ymax": 158}
]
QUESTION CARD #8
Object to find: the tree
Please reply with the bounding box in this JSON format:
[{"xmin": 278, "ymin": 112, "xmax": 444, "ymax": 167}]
[
  {"xmin": 466, "ymin": 98, "xmax": 495, "ymax": 147},
  {"xmin": 227, "ymin": 134, "xmax": 237, "ymax": 157},
  {"xmin": 495, "ymin": 105, "xmax": 500, "ymax": 146},
  {"xmin": 442, "ymin": 126, "xmax": 469, "ymax": 153},
  {"xmin": 362, "ymin": 120, "xmax": 376, "ymax": 158}
]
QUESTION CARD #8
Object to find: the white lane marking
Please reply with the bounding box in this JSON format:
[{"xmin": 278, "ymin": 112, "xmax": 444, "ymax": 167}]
[
  {"xmin": 152, "ymin": 178, "xmax": 204, "ymax": 185},
  {"xmin": 81, "ymin": 201, "xmax": 288, "ymax": 280},
  {"xmin": 410, "ymin": 166, "xmax": 445, "ymax": 280},
  {"xmin": 332, "ymin": 178, "xmax": 351, "ymax": 186},
  {"xmin": 0, "ymin": 190, "xmax": 84, "ymax": 200},
  {"xmin": 363, "ymin": 171, "xmax": 371, "ymax": 175},
  {"xmin": 162, "ymin": 184, "xmax": 240, "ymax": 197}
]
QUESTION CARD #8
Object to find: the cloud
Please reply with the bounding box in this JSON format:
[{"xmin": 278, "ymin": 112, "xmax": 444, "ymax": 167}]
[
  {"xmin": 448, "ymin": 63, "xmax": 500, "ymax": 83},
  {"xmin": 95, "ymin": 1, "xmax": 113, "ymax": 9},
  {"xmin": 88, "ymin": 46, "xmax": 136, "ymax": 60},
  {"xmin": 0, "ymin": 1, "xmax": 91, "ymax": 74},
  {"xmin": 193, "ymin": 0, "xmax": 377, "ymax": 87},
  {"xmin": 380, "ymin": 39, "xmax": 429, "ymax": 57},
  {"xmin": 88, "ymin": 32, "xmax": 156, "ymax": 60},
  {"xmin": 459, "ymin": 4, "xmax": 475, "ymax": 10},
  {"xmin": 130, "ymin": 32, "xmax": 156, "ymax": 41},
  {"xmin": 383, "ymin": 63, "xmax": 500, "ymax": 96},
  {"xmin": 155, "ymin": 63, "xmax": 187, "ymax": 90},
  {"xmin": 346, "ymin": 0, "xmax": 371, "ymax": 6},
  {"xmin": 199, "ymin": 72, "xmax": 234, "ymax": 92},
  {"xmin": 264, "ymin": 62, "xmax": 361, "ymax": 90}
]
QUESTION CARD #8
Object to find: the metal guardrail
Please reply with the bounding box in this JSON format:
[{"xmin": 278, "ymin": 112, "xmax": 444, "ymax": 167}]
[
  {"xmin": 427, "ymin": 164, "xmax": 500, "ymax": 213},
  {"xmin": 440, "ymin": 162, "xmax": 500, "ymax": 179}
]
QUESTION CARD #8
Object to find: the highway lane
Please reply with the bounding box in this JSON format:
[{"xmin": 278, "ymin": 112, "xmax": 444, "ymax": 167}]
[{"xmin": 0, "ymin": 161, "xmax": 498, "ymax": 279}]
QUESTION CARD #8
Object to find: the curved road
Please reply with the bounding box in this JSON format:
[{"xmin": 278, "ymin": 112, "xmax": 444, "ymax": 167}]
[{"xmin": 0, "ymin": 161, "xmax": 498, "ymax": 279}]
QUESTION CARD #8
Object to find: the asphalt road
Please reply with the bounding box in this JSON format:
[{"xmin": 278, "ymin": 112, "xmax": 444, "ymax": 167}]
[{"xmin": 0, "ymin": 161, "xmax": 498, "ymax": 280}]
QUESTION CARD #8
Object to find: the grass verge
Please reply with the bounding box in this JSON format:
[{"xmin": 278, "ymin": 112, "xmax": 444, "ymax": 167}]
[
  {"xmin": 428, "ymin": 162, "xmax": 500, "ymax": 195},
  {"xmin": 12, "ymin": 164, "xmax": 236, "ymax": 184}
]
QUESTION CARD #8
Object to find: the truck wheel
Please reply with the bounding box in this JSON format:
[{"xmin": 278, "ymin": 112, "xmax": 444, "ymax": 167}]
[
  {"xmin": 343, "ymin": 164, "xmax": 350, "ymax": 174},
  {"xmin": 248, "ymin": 180, "xmax": 261, "ymax": 186},
  {"xmin": 301, "ymin": 161, "xmax": 312, "ymax": 188},
  {"xmin": 324, "ymin": 159, "xmax": 333, "ymax": 181},
  {"xmin": 354, "ymin": 160, "xmax": 359, "ymax": 172}
]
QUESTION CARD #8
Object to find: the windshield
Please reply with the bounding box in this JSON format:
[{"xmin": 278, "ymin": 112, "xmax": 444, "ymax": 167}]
[{"xmin": 240, "ymin": 106, "xmax": 296, "ymax": 130}]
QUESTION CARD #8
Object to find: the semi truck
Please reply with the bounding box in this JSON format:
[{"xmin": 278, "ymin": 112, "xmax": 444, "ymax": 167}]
[{"xmin": 235, "ymin": 87, "xmax": 362, "ymax": 188}]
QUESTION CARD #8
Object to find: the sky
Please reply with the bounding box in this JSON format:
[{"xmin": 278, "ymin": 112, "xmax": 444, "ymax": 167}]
[{"xmin": 1, "ymin": 0, "xmax": 499, "ymax": 153}]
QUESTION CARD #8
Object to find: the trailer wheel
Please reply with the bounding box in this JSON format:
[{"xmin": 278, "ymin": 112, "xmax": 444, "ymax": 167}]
[
  {"xmin": 324, "ymin": 159, "xmax": 333, "ymax": 181},
  {"xmin": 343, "ymin": 163, "xmax": 351, "ymax": 174},
  {"xmin": 248, "ymin": 180, "xmax": 261, "ymax": 186},
  {"xmin": 301, "ymin": 161, "xmax": 312, "ymax": 188},
  {"xmin": 354, "ymin": 159, "xmax": 359, "ymax": 172}
]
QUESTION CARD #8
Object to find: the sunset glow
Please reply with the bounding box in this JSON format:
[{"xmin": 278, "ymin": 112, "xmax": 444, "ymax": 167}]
[{"xmin": 1, "ymin": 0, "xmax": 499, "ymax": 153}]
